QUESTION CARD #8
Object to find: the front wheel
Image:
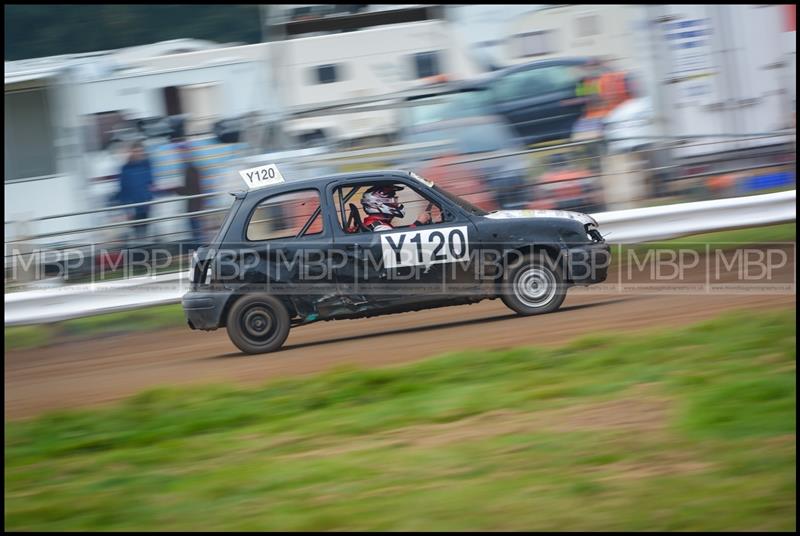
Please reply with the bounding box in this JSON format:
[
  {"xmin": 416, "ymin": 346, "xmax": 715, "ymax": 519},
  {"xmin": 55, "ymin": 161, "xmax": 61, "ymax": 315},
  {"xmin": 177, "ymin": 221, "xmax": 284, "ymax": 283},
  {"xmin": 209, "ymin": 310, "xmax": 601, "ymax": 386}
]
[
  {"xmin": 501, "ymin": 253, "xmax": 567, "ymax": 316},
  {"xmin": 226, "ymin": 294, "xmax": 291, "ymax": 354}
]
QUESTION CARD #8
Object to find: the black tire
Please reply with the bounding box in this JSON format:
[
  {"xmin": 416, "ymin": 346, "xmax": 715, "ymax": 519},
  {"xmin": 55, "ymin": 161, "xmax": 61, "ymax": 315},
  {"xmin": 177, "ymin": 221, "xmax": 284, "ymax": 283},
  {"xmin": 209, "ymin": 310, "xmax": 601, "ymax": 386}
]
[
  {"xmin": 501, "ymin": 252, "xmax": 567, "ymax": 316},
  {"xmin": 226, "ymin": 294, "xmax": 291, "ymax": 354}
]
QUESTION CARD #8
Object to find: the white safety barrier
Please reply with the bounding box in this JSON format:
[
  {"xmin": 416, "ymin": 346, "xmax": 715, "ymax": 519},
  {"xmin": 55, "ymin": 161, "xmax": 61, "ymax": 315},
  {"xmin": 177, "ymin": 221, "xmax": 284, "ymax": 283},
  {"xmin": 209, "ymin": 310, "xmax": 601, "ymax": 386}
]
[
  {"xmin": 4, "ymin": 271, "xmax": 190, "ymax": 326},
  {"xmin": 4, "ymin": 190, "xmax": 796, "ymax": 326},
  {"xmin": 593, "ymin": 189, "xmax": 796, "ymax": 243}
]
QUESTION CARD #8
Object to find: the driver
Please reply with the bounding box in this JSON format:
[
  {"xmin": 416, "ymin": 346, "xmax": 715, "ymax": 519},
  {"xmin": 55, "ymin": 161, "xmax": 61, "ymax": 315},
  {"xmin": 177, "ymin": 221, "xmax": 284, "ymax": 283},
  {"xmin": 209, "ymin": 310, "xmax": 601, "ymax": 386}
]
[{"xmin": 360, "ymin": 185, "xmax": 433, "ymax": 231}]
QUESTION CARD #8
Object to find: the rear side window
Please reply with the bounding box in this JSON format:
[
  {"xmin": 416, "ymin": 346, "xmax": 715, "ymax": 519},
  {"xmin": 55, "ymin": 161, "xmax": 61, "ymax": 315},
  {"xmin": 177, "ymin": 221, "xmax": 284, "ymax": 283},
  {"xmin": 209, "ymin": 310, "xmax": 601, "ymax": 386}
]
[{"xmin": 246, "ymin": 189, "xmax": 324, "ymax": 241}]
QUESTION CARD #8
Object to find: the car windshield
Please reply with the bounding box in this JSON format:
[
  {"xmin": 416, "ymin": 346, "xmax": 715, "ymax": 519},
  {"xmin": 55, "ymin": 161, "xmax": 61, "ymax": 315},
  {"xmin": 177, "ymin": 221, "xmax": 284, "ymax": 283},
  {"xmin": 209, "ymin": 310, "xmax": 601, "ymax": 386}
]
[
  {"xmin": 405, "ymin": 89, "xmax": 492, "ymax": 126},
  {"xmin": 405, "ymin": 121, "xmax": 512, "ymax": 154},
  {"xmin": 433, "ymin": 184, "xmax": 488, "ymax": 216}
]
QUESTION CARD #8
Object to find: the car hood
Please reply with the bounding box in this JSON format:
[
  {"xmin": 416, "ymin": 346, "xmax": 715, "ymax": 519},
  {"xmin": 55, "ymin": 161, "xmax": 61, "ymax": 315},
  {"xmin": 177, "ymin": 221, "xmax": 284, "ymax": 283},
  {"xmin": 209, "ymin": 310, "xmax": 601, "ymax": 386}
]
[{"xmin": 485, "ymin": 209, "xmax": 597, "ymax": 226}]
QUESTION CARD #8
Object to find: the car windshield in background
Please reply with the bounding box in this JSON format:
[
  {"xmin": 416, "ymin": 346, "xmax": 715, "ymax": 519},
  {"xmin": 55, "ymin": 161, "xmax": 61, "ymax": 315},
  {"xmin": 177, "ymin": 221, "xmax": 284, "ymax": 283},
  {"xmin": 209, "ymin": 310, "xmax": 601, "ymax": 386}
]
[
  {"xmin": 405, "ymin": 90, "xmax": 492, "ymax": 127},
  {"xmin": 406, "ymin": 121, "xmax": 513, "ymax": 154}
]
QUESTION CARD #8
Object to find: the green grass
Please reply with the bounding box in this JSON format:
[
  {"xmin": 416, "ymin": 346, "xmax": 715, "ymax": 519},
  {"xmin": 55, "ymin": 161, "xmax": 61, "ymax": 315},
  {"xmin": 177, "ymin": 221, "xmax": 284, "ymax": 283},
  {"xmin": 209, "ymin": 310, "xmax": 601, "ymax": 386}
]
[
  {"xmin": 611, "ymin": 222, "xmax": 796, "ymax": 266},
  {"xmin": 4, "ymin": 304, "xmax": 186, "ymax": 351},
  {"xmin": 5, "ymin": 223, "xmax": 796, "ymax": 352},
  {"xmin": 5, "ymin": 308, "xmax": 796, "ymax": 531},
  {"xmin": 641, "ymin": 222, "xmax": 795, "ymax": 248}
]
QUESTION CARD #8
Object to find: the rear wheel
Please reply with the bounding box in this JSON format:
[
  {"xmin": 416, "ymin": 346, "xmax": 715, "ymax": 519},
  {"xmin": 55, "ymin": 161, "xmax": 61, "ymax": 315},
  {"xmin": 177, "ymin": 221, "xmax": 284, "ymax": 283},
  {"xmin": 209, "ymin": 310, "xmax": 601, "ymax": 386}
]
[
  {"xmin": 501, "ymin": 253, "xmax": 567, "ymax": 315},
  {"xmin": 226, "ymin": 294, "xmax": 291, "ymax": 354}
]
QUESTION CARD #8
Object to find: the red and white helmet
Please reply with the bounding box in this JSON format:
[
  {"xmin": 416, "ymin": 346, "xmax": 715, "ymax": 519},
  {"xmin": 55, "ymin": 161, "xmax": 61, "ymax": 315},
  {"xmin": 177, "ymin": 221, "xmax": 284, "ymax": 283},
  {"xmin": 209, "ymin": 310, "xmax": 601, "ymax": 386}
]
[{"xmin": 361, "ymin": 185, "xmax": 405, "ymax": 219}]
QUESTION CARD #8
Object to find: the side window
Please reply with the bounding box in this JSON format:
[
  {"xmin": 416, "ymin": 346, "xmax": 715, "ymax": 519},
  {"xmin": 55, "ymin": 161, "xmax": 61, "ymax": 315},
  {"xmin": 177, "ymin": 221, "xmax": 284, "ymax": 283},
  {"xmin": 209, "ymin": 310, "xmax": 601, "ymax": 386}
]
[
  {"xmin": 246, "ymin": 189, "xmax": 324, "ymax": 241},
  {"xmin": 412, "ymin": 51, "xmax": 441, "ymax": 79},
  {"xmin": 313, "ymin": 64, "xmax": 340, "ymax": 84},
  {"xmin": 575, "ymin": 13, "xmax": 600, "ymax": 38},
  {"xmin": 536, "ymin": 65, "xmax": 574, "ymax": 93},
  {"xmin": 493, "ymin": 70, "xmax": 533, "ymax": 102},
  {"xmin": 333, "ymin": 182, "xmax": 449, "ymax": 234},
  {"xmin": 514, "ymin": 30, "xmax": 558, "ymax": 59},
  {"xmin": 450, "ymin": 90, "xmax": 493, "ymax": 118},
  {"xmin": 521, "ymin": 69, "xmax": 549, "ymax": 96},
  {"xmin": 497, "ymin": 66, "xmax": 577, "ymax": 99},
  {"xmin": 560, "ymin": 65, "xmax": 585, "ymax": 90}
]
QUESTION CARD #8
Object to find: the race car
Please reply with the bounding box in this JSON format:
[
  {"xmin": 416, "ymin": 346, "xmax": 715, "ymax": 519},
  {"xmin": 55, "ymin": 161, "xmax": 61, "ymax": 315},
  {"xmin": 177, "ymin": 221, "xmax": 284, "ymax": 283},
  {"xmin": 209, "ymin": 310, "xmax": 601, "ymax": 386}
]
[{"xmin": 182, "ymin": 165, "xmax": 610, "ymax": 354}]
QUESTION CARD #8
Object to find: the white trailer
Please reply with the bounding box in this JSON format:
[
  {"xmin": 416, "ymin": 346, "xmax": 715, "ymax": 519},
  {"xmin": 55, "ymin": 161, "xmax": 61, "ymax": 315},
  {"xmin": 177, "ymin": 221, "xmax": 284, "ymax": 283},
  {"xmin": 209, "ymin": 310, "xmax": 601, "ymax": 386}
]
[
  {"xmin": 280, "ymin": 19, "xmax": 483, "ymax": 146},
  {"xmin": 634, "ymin": 4, "xmax": 794, "ymax": 159},
  {"xmin": 502, "ymin": 4, "xmax": 641, "ymax": 72}
]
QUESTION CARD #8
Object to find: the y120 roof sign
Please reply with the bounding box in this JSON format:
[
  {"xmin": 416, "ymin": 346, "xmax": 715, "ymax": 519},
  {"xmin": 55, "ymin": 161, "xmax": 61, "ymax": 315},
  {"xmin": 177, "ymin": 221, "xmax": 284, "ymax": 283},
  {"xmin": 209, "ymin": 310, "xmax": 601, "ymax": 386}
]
[{"xmin": 238, "ymin": 164, "xmax": 286, "ymax": 190}]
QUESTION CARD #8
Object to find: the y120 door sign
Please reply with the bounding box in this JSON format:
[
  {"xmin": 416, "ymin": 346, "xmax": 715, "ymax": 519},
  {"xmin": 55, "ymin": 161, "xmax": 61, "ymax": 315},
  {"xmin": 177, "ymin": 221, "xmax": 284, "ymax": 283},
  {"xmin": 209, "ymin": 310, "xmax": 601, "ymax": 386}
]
[{"xmin": 380, "ymin": 226, "xmax": 469, "ymax": 269}]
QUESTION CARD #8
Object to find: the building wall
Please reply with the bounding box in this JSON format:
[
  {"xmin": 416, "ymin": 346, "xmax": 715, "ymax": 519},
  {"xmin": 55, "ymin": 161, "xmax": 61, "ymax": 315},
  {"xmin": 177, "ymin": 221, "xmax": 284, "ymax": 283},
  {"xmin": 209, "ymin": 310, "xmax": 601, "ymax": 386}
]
[
  {"xmin": 75, "ymin": 60, "xmax": 267, "ymax": 119},
  {"xmin": 502, "ymin": 5, "xmax": 641, "ymax": 72}
]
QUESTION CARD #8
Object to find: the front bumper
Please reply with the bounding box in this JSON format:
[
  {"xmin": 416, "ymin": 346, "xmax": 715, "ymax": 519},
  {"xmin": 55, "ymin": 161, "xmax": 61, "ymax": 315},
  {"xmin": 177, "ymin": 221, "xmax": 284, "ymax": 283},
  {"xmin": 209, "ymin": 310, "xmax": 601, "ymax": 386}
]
[
  {"xmin": 182, "ymin": 290, "xmax": 231, "ymax": 331},
  {"xmin": 566, "ymin": 242, "xmax": 611, "ymax": 285}
]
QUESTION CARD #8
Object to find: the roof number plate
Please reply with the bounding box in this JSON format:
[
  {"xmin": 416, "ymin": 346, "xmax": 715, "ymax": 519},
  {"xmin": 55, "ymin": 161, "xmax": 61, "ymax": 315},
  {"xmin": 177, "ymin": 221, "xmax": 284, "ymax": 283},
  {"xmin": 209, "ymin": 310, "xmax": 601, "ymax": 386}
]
[{"xmin": 239, "ymin": 164, "xmax": 286, "ymax": 190}]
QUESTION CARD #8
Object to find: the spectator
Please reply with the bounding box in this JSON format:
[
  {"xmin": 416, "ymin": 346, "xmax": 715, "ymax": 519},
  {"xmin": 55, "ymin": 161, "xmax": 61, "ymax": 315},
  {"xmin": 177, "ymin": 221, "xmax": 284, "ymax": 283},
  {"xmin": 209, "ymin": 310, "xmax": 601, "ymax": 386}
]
[
  {"xmin": 117, "ymin": 141, "xmax": 155, "ymax": 241},
  {"xmin": 573, "ymin": 57, "xmax": 632, "ymax": 140},
  {"xmin": 174, "ymin": 143, "xmax": 204, "ymax": 246}
]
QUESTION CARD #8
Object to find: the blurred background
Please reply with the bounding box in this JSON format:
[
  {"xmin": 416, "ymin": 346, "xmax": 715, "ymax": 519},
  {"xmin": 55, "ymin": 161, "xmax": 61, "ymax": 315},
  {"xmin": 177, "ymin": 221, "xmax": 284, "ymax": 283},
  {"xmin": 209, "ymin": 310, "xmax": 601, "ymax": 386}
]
[
  {"xmin": 4, "ymin": 6, "xmax": 796, "ymax": 532},
  {"xmin": 4, "ymin": 4, "xmax": 796, "ymax": 286}
]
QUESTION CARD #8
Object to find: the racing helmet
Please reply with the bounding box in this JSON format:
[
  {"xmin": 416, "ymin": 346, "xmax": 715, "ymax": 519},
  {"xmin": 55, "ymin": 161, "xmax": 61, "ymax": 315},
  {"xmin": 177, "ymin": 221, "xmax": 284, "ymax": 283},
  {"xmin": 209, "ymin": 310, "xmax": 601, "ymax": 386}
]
[{"xmin": 361, "ymin": 185, "xmax": 405, "ymax": 219}]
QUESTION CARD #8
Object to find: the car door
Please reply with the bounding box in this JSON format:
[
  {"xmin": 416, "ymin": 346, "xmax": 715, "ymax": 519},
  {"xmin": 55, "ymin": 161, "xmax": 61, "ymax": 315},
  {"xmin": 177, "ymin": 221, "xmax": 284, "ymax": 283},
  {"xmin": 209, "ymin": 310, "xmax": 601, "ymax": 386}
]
[
  {"xmin": 220, "ymin": 187, "xmax": 333, "ymax": 316},
  {"xmin": 328, "ymin": 177, "xmax": 481, "ymax": 308}
]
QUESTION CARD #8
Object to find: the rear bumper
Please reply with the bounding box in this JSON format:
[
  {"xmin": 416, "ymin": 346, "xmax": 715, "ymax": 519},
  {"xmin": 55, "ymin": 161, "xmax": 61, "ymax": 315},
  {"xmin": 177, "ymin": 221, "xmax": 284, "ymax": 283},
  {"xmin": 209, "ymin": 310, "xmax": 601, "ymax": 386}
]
[
  {"xmin": 566, "ymin": 243, "xmax": 611, "ymax": 285},
  {"xmin": 182, "ymin": 290, "xmax": 231, "ymax": 331}
]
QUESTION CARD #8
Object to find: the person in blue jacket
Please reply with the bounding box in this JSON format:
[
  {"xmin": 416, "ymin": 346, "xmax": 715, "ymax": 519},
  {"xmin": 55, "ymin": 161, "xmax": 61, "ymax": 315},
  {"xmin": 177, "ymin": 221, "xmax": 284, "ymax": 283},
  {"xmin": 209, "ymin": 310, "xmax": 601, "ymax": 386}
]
[{"xmin": 117, "ymin": 141, "xmax": 155, "ymax": 241}]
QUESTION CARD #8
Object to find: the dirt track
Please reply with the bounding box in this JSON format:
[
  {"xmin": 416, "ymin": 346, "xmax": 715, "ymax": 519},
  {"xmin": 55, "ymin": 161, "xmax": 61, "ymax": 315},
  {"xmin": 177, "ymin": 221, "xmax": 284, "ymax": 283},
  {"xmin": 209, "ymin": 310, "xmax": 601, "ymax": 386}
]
[{"xmin": 5, "ymin": 246, "xmax": 796, "ymax": 420}]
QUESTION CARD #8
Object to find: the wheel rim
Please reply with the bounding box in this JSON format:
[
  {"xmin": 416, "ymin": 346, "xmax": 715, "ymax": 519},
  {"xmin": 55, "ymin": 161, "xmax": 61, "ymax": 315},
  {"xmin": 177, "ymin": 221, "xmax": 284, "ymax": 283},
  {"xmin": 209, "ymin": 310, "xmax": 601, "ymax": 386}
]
[
  {"xmin": 514, "ymin": 266, "xmax": 557, "ymax": 308},
  {"xmin": 240, "ymin": 303, "xmax": 278, "ymax": 344}
]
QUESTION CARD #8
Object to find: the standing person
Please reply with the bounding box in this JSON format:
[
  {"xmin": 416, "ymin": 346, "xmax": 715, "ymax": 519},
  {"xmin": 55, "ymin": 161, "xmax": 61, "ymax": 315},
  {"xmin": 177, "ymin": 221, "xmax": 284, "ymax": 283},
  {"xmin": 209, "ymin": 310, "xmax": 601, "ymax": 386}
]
[
  {"xmin": 572, "ymin": 58, "xmax": 608, "ymax": 141},
  {"xmin": 574, "ymin": 58, "xmax": 632, "ymax": 132},
  {"xmin": 573, "ymin": 58, "xmax": 634, "ymax": 177},
  {"xmin": 117, "ymin": 141, "xmax": 155, "ymax": 242},
  {"xmin": 175, "ymin": 142, "xmax": 204, "ymax": 246}
]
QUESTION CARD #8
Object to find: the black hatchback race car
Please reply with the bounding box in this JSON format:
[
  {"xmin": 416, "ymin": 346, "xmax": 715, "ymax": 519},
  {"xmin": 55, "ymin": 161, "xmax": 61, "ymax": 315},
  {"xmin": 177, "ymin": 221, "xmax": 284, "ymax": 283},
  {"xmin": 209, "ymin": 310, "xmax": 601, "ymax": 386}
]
[{"xmin": 183, "ymin": 166, "xmax": 610, "ymax": 354}]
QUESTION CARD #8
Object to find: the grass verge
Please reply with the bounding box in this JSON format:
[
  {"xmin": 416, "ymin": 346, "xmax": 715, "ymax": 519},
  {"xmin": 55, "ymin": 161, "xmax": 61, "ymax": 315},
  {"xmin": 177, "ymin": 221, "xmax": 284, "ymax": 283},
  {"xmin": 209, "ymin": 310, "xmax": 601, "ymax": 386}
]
[
  {"xmin": 4, "ymin": 304, "xmax": 186, "ymax": 352},
  {"xmin": 4, "ymin": 308, "xmax": 796, "ymax": 531},
  {"xmin": 610, "ymin": 222, "xmax": 795, "ymax": 267}
]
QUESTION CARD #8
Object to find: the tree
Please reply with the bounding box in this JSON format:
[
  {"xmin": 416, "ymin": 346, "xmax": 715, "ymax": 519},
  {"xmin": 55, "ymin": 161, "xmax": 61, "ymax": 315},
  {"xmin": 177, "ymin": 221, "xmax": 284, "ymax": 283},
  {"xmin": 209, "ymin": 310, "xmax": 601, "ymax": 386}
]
[{"xmin": 4, "ymin": 5, "xmax": 262, "ymax": 61}]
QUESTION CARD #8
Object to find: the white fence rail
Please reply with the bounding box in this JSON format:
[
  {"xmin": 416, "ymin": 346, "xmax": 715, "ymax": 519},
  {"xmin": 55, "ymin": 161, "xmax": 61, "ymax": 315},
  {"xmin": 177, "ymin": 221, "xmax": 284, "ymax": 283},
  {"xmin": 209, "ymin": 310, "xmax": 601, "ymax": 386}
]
[
  {"xmin": 4, "ymin": 190, "xmax": 796, "ymax": 326},
  {"xmin": 593, "ymin": 189, "xmax": 797, "ymax": 243}
]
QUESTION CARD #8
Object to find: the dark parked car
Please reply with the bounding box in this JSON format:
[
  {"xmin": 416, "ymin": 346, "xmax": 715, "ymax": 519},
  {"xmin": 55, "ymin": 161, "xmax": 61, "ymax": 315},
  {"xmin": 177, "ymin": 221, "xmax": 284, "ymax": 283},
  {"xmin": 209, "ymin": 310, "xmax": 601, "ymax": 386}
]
[
  {"xmin": 476, "ymin": 58, "xmax": 599, "ymax": 145},
  {"xmin": 401, "ymin": 58, "xmax": 599, "ymax": 146}
]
